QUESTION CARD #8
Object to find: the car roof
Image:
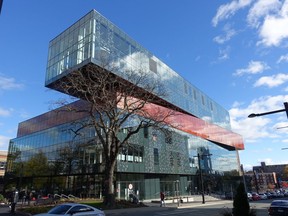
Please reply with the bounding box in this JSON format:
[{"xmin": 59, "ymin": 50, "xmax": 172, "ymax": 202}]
[
  {"xmin": 272, "ymin": 200, "xmax": 288, "ymax": 202},
  {"xmin": 60, "ymin": 203, "xmax": 84, "ymax": 206},
  {"xmin": 271, "ymin": 200, "xmax": 288, "ymax": 206},
  {"xmin": 57, "ymin": 203, "xmax": 98, "ymax": 209}
]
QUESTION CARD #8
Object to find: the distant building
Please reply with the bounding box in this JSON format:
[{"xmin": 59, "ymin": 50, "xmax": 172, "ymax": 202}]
[
  {"xmin": 0, "ymin": 151, "xmax": 7, "ymax": 191},
  {"xmin": 246, "ymin": 171, "xmax": 277, "ymax": 192},
  {"xmin": 0, "ymin": 151, "xmax": 7, "ymax": 176},
  {"xmin": 252, "ymin": 162, "xmax": 288, "ymax": 190}
]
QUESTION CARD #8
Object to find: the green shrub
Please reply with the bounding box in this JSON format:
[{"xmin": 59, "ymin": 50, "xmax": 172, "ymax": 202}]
[
  {"xmin": 232, "ymin": 183, "xmax": 250, "ymax": 216},
  {"xmin": 218, "ymin": 183, "xmax": 257, "ymax": 216},
  {"xmin": 17, "ymin": 205, "xmax": 53, "ymax": 214},
  {"xmin": 0, "ymin": 194, "xmax": 5, "ymax": 202}
]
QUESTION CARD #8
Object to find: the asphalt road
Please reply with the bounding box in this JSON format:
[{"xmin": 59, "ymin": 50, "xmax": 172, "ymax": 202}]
[
  {"xmin": 0, "ymin": 204, "xmax": 20, "ymax": 216},
  {"xmin": 105, "ymin": 199, "xmax": 281, "ymax": 216},
  {"xmin": 0, "ymin": 198, "xmax": 284, "ymax": 216}
]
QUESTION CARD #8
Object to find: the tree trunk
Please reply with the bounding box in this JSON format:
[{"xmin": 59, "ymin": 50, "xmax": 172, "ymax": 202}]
[{"xmin": 103, "ymin": 158, "xmax": 117, "ymax": 207}]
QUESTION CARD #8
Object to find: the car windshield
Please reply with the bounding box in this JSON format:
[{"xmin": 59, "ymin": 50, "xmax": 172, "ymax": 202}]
[{"xmin": 48, "ymin": 204, "xmax": 72, "ymax": 214}]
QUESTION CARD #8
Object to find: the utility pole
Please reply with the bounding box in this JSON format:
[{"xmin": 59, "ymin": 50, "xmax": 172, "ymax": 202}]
[
  {"xmin": 197, "ymin": 153, "xmax": 205, "ymax": 204},
  {"xmin": 195, "ymin": 153, "xmax": 212, "ymax": 204}
]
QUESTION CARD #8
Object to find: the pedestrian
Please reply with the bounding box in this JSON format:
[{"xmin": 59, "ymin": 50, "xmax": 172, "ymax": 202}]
[
  {"xmin": 11, "ymin": 189, "xmax": 19, "ymax": 213},
  {"xmin": 160, "ymin": 191, "xmax": 165, "ymax": 207}
]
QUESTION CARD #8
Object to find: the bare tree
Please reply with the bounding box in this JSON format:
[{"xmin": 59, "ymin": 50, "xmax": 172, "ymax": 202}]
[{"xmin": 51, "ymin": 60, "xmax": 176, "ymax": 206}]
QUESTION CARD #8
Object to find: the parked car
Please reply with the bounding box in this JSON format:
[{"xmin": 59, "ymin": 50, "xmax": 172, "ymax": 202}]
[
  {"xmin": 224, "ymin": 192, "xmax": 234, "ymax": 200},
  {"xmin": 270, "ymin": 192, "xmax": 279, "ymax": 198},
  {"xmin": 268, "ymin": 200, "xmax": 288, "ymax": 216},
  {"xmin": 247, "ymin": 193, "xmax": 253, "ymax": 201},
  {"xmin": 266, "ymin": 192, "xmax": 274, "ymax": 199},
  {"xmin": 34, "ymin": 195, "xmax": 59, "ymax": 206},
  {"xmin": 34, "ymin": 203, "xmax": 105, "ymax": 216},
  {"xmin": 259, "ymin": 193, "xmax": 268, "ymax": 200},
  {"xmin": 251, "ymin": 193, "xmax": 261, "ymax": 201}
]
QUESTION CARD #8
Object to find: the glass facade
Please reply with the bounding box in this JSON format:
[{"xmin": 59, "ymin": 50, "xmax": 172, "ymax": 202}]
[
  {"xmin": 5, "ymin": 9, "xmax": 245, "ymax": 200},
  {"xmin": 7, "ymin": 111, "xmax": 240, "ymax": 200},
  {"xmin": 45, "ymin": 10, "xmax": 231, "ymax": 130}
]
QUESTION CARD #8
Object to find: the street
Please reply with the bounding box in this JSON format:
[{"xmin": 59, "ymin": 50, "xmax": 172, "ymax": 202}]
[
  {"xmin": 0, "ymin": 204, "xmax": 13, "ymax": 216},
  {"xmin": 0, "ymin": 198, "xmax": 281, "ymax": 216},
  {"xmin": 105, "ymin": 199, "xmax": 278, "ymax": 216}
]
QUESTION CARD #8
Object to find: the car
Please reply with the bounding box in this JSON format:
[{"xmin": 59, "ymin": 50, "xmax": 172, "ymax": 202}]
[
  {"xmin": 251, "ymin": 192, "xmax": 261, "ymax": 201},
  {"xmin": 34, "ymin": 203, "xmax": 105, "ymax": 216},
  {"xmin": 268, "ymin": 200, "xmax": 288, "ymax": 216},
  {"xmin": 266, "ymin": 192, "xmax": 274, "ymax": 199},
  {"xmin": 277, "ymin": 192, "xmax": 285, "ymax": 198},
  {"xmin": 247, "ymin": 193, "xmax": 253, "ymax": 201},
  {"xmin": 258, "ymin": 193, "xmax": 268, "ymax": 200},
  {"xmin": 270, "ymin": 192, "xmax": 278, "ymax": 198}
]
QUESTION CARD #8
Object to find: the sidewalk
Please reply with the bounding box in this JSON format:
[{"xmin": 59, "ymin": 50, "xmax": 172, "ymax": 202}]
[
  {"xmin": 104, "ymin": 199, "xmax": 233, "ymax": 215},
  {"xmin": 144, "ymin": 198, "xmax": 233, "ymax": 209}
]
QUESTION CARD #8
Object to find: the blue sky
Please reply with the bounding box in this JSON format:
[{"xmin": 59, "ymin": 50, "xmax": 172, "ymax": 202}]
[{"xmin": 1, "ymin": 0, "xmax": 288, "ymax": 171}]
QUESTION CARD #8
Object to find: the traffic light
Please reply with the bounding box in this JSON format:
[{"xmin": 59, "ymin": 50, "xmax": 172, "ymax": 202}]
[{"xmin": 284, "ymin": 102, "xmax": 288, "ymax": 119}]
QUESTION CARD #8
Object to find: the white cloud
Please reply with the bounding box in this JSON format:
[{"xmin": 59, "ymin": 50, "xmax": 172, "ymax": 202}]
[
  {"xmin": 247, "ymin": 0, "xmax": 281, "ymax": 28},
  {"xmin": 0, "ymin": 75, "xmax": 23, "ymax": 90},
  {"xmin": 257, "ymin": 158, "xmax": 288, "ymax": 165},
  {"xmin": 218, "ymin": 46, "xmax": 230, "ymax": 60},
  {"xmin": 229, "ymin": 95, "xmax": 288, "ymax": 143},
  {"xmin": 0, "ymin": 135, "xmax": 10, "ymax": 149},
  {"xmin": 280, "ymin": 0, "xmax": 288, "ymax": 17},
  {"xmin": 213, "ymin": 0, "xmax": 288, "ymax": 47},
  {"xmin": 257, "ymin": 1, "xmax": 288, "ymax": 46},
  {"xmin": 230, "ymin": 106, "xmax": 272, "ymax": 142},
  {"xmin": 277, "ymin": 54, "xmax": 288, "ymax": 63},
  {"xmin": 254, "ymin": 73, "xmax": 288, "ymax": 88},
  {"xmin": 212, "ymin": 0, "xmax": 253, "ymax": 27},
  {"xmin": 265, "ymin": 148, "xmax": 273, "ymax": 152},
  {"xmin": 213, "ymin": 24, "xmax": 237, "ymax": 44},
  {"xmin": 234, "ymin": 60, "xmax": 270, "ymax": 76},
  {"xmin": 258, "ymin": 15, "xmax": 288, "ymax": 46},
  {"xmin": 0, "ymin": 107, "xmax": 12, "ymax": 117},
  {"xmin": 242, "ymin": 163, "xmax": 253, "ymax": 171},
  {"xmin": 258, "ymin": 158, "xmax": 274, "ymax": 165},
  {"xmin": 273, "ymin": 121, "xmax": 288, "ymax": 133}
]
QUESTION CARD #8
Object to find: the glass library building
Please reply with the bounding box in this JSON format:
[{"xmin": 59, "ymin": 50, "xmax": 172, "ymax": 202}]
[{"xmin": 5, "ymin": 10, "xmax": 244, "ymax": 200}]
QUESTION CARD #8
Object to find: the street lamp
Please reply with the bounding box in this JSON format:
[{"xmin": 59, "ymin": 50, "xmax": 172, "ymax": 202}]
[
  {"xmin": 248, "ymin": 102, "xmax": 288, "ymax": 118},
  {"xmin": 174, "ymin": 180, "xmax": 180, "ymax": 207},
  {"xmin": 194, "ymin": 153, "xmax": 212, "ymax": 204}
]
